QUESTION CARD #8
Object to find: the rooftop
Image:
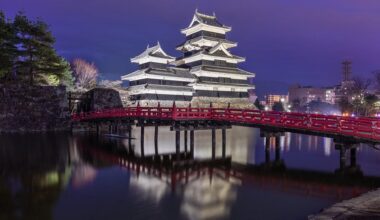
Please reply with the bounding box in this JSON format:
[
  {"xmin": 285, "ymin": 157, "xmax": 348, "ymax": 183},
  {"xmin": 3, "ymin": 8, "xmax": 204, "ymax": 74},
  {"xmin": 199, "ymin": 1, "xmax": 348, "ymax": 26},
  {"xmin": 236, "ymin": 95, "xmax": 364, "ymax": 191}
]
[
  {"xmin": 176, "ymin": 36, "xmax": 237, "ymax": 50},
  {"xmin": 182, "ymin": 9, "xmax": 232, "ymax": 33},
  {"xmin": 193, "ymin": 10, "xmax": 223, "ymax": 28},
  {"xmin": 131, "ymin": 42, "xmax": 175, "ymax": 63}
]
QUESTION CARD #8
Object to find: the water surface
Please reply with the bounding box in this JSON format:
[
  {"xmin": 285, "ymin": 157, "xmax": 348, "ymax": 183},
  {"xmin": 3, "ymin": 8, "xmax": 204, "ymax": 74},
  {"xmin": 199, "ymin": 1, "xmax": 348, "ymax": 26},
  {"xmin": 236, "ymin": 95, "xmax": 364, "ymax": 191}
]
[{"xmin": 1, "ymin": 126, "xmax": 380, "ymax": 220}]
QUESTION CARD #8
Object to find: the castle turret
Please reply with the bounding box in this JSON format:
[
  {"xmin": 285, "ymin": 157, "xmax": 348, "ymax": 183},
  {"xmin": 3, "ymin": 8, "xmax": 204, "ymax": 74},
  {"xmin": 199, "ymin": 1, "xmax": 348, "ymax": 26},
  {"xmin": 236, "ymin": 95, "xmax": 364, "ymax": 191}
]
[
  {"xmin": 121, "ymin": 42, "xmax": 195, "ymax": 106},
  {"xmin": 172, "ymin": 10, "xmax": 255, "ymax": 107}
]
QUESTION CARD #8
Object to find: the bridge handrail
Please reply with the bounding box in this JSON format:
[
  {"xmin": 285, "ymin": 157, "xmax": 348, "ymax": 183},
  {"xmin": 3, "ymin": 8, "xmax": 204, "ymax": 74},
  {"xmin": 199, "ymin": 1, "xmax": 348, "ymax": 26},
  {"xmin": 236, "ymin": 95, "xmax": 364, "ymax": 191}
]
[{"xmin": 71, "ymin": 106, "xmax": 380, "ymax": 141}]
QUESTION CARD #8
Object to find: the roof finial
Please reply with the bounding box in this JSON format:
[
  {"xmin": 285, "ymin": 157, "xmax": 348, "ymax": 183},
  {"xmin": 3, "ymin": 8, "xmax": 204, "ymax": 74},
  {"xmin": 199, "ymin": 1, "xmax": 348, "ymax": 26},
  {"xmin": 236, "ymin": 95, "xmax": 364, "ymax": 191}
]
[
  {"xmin": 146, "ymin": 44, "xmax": 150, "ymax": 49},
  {"xmin": 213, "ymin": 11, "xmax": 216, "ymax": 17},
  {"xmin": 157, "ymin": 41, "xmax": 161, "ymax": 47},
  {"xmin": 195, "ymin": 8, "xmax": 198, "ymax": 14}
]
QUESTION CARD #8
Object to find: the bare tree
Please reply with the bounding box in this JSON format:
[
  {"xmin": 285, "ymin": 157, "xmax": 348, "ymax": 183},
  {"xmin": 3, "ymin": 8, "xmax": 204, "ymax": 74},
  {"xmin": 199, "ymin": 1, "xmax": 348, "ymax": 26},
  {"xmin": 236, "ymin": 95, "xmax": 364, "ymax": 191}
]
[
  {"xmin": 351, "ymin": 76, "xmax": 371, "ymax": 95},
  {"xmin": 71, "ymin": 58, "xmax": 98, "ymax": 90},
  {"xmin": 373, "ymin": 70, "xmax": 380, "ymax": 92},
  {"xmin": 98, "ymin": 80, "xmax": 122, "ymax": 89},
  {"xmin": 350, "ymin": 76, "xmax": 372, "ymax": 116}
]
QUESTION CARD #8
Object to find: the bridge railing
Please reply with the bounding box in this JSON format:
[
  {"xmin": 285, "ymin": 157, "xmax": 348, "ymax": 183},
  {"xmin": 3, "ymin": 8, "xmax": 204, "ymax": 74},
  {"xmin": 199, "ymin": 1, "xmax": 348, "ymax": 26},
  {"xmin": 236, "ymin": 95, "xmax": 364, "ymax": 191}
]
[{"xmin": 72, "ymin": 106, "xmax": 380, "ymax": 141}]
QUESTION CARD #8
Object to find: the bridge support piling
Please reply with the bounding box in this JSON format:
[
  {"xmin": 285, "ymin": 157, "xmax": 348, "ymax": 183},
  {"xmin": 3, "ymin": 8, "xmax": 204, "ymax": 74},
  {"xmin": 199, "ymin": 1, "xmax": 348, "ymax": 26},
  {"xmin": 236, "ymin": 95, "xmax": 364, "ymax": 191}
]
[
  {"xmin": 190, "ymin": 130, "xmax": 194, "ymax": 158},
  {"xmin": 109, "ymin": 124, "xmax": 112, "ymax": 134},
  {"xmin": 128, "ymin": 125, "xmax": 132, "ymax": 152},
  {"xmin": 154, "ymin": 124, "xmax": 158, "ymax": 156},
  {"xmin": 339, "ymin": 146, "xmax": 347, "ymax": 170},
  {"xmin": 222, "ymin": 128, "xmax": 226, "ymax": 158},
  {"xmin": 184, "ymin": 130, "xmax": 188, "ymax": 153},
  {"xmin": 176, "ymin": 130, "xmax": 180, "ymax": 160},
  {"xmin": 350, "ymin": 147, "xmax": 357, "ymax": 167},
  {"xmin": 211, "ymin": 128, "xmax": 216, "ymax": 160},
  {"xmin": 140, "ymin": 123, "xmax": 145, "ymax": 158},
  {"xmin": 265, "ymin": 136, "xmax": 270, "ymax": 164}
]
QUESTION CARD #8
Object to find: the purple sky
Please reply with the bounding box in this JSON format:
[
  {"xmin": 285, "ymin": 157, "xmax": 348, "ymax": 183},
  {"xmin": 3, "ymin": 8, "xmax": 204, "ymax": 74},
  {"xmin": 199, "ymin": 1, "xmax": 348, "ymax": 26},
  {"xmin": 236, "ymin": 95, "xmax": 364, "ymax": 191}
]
[{"xmin": 1, "ymin": 0, "xmax": 380, "ymax": 96}]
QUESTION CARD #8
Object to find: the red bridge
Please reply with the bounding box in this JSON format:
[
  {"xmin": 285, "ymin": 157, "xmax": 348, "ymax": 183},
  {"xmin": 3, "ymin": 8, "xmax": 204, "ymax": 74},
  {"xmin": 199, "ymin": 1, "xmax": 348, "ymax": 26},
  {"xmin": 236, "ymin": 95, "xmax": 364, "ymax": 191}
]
[{"xmin": 72, "ymin": 105, "xmax": 380, "ymax": 143}]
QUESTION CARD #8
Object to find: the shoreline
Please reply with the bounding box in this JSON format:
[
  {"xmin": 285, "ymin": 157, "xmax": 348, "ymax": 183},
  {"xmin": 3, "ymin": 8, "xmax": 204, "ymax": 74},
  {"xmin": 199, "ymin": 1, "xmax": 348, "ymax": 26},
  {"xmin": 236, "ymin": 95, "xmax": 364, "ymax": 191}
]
[{"xmin": 309, "ymin": 188, "xmax": 380, "ymax": 219}]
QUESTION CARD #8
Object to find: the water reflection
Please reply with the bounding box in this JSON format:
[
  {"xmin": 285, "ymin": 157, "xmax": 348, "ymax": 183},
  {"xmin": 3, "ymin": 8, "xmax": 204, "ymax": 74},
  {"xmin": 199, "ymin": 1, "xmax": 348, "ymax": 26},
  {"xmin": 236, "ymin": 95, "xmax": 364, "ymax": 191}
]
[
  {"xmin": 0, "ymin": 134, "xmax": 71, "ymax": 220},
  {"xmin": 1, "ymin": 126, "xmax": 380, "ymax": 220},
  {"xmin": 181, "ymin": 174, "xmax": 238, "ymax": 220}
]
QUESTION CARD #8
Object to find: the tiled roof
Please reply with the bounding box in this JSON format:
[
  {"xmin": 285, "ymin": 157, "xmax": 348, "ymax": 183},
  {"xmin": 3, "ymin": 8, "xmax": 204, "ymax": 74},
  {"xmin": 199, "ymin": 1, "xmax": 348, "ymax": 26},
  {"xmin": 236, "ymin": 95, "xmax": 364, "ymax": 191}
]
[{"xmin": 132, "ymin": 42, "xmax": 174, "ymax": 61}]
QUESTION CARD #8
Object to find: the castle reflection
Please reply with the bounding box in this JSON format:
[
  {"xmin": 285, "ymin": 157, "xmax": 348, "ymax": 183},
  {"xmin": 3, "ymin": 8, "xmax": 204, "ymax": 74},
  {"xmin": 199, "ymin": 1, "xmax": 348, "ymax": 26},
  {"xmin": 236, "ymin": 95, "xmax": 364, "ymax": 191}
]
[{"xmin": 1, "ymin": 126, "xmax": 380, "ymax": 220}]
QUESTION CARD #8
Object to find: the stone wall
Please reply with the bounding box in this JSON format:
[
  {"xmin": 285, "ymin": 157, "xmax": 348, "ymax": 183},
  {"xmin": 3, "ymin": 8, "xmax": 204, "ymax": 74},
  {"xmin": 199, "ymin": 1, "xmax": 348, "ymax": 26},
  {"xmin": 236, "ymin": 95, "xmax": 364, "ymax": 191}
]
[
  {"xmin": 0, "ymin": 84, "xmax": 69, "ymax": 133},
  {"xmin": 78, "ymin": 87, "xmax": 256, "ymax": 110},
  {"xmin": 85, "ymin": 88, "xmax": 124, "ymax": 111}
]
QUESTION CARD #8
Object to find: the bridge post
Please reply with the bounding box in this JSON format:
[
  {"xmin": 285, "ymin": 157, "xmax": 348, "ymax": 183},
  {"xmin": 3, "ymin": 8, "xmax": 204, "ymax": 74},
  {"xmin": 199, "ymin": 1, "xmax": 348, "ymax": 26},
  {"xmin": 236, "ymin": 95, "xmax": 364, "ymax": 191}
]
[
  {"xmin": 154, "ymin": 124, "xmax": 158, "ymax": 156},
  {"xmin": 96, "ymin": 123, "xmax": 100, "ymax": 136},
  {"xmin": 211, "ymin": 128, "xmax": 216, "ymax": 160},
  {"xmin": 265, "ymin": 136, "xmax": 270, "ymax": 164},
  {"xmin": 190, "ymin": 130, "xmax": 194, "ymax": 158},
  {"xmin": 109, "ymin": 124, "xmax": 112, "ymax": 134},
  {"xmin": 338, "ymin": 145, "xmax": 347, "ymax": 170},
  {"xmin": 184, "ymin": 130, "xmax": 188, "ymax": 153},
  {"xmin": 261, "ymin": 129, "xmax": 285, "ymax": 165},
  {"xmin": 128, "ymin": 125, "xmax": 132, "ymax": 152},
  {"xmin": 333, "ymin": 138, "xmax": 362, "ymax": 174},
  {"xmin": 222, "ymin": 128, "xmax": 226, "ymax": 158},
  {"xmin": 348, "ymin": 145, "xmax": 362, "ymax": 175},
  {"xmin": 140, "ymin": 122, "xmax": 145, "ymax": 158},
  {"xmin": 350, "ymin": 147, "xmax": 357, "ymax": 167},
  {"xmin": 176, "ymin": 130, "xmax": 180, "ymax": 160}
]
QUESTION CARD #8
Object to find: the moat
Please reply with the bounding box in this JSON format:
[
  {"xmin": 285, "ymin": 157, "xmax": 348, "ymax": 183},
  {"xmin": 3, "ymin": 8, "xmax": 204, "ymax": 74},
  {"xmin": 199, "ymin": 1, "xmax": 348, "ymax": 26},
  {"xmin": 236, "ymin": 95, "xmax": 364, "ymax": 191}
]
[{"xmin": 1, "ymin": 126, "xmax": 380, "ymax": 220}]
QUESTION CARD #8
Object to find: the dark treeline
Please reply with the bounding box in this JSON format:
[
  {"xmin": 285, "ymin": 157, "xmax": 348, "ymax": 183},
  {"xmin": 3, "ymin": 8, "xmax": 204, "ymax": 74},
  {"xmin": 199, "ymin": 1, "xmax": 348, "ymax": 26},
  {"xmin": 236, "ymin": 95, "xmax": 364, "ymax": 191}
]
[{"xmin": 0, "ymin": 11, "xmax": 72, "ymax": 86}]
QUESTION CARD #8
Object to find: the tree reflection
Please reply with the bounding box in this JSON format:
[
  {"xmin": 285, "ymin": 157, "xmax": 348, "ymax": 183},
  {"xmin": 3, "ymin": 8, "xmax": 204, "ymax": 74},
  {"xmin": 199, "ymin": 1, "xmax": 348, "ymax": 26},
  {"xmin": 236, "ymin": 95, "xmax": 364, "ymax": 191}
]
[{"xmin": 0, "ymin": 134, "xmax": 71, "ymax": 220}]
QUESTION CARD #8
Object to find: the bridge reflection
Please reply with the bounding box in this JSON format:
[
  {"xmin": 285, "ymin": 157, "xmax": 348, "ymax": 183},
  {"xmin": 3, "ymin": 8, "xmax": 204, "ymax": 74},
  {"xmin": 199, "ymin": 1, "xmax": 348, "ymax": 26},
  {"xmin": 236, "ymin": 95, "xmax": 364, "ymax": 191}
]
[
  {"xmin": 2, "ymin": 130, "xmax": 379, "ymax": 220},
  {"xmin": 75, "ymin": 127, "xmax": 380, "ymax": 203}
]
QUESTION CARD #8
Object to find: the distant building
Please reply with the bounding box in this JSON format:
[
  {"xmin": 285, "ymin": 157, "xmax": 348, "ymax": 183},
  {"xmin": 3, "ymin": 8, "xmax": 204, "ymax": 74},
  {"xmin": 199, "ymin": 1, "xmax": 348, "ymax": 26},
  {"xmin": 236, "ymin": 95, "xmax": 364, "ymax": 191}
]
[
  {"xmin": 324, "ymin": 87, "xmax": 336, "ymax": 104},
  {"xmin": 259, "ymin": 100, "xmax": 267, "ymax": 107},
  {"xmin": 265, "ymin": 94, "xmax": 288, "ymax": 107},
  {"xmin": 335, "ymin": 60, "xmax": 356, "ymax": 103},
  {"xmin": 342, "ymin": 60, "xmax": 352, "ymax": 82},
  {"xmin": 287, "ymin": 60, "xmax": 363, "ymax": 107},
  {"xmin": 288, "ymin": 85, "xmax": 328, "ymax": 106}
]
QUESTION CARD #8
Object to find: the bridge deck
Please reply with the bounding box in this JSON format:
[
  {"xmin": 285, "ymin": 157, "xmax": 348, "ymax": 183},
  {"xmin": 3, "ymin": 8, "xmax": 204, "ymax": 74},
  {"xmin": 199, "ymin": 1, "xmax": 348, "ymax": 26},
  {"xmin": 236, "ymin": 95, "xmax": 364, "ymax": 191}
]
[{"xmin": 72, "ymin": 106, "xmax": 380, "ymax": 143}]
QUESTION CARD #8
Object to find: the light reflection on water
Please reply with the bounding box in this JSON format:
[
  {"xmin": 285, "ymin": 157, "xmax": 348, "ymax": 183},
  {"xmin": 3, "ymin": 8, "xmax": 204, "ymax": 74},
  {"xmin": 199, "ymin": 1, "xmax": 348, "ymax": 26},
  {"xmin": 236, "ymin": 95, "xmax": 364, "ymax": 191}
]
[
  {"xmin": 127, "ymin": 125, "xmax": 257, "ymax": 164},
  {"xmin": 1, "ymin": 126, "xmax": 380, "ymax": 220}
]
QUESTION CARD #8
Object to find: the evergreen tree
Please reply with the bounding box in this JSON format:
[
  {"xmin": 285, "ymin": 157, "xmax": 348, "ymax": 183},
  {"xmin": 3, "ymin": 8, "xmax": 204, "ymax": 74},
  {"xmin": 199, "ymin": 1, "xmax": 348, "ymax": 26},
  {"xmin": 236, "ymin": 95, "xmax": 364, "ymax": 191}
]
[
  {"xmin": 13, "ymin": 12, "xmax": 71, "ymax": 86},
  {"xmin": 272, "ymin": 101, "xmax": 285, "ymax": 112},
  {"xmin": 0, "ymin": 12, "xmax": 17, "ymax": 80},
  {"xmin": 254, "ymin": 98, "xmax": 264, "ymax": 110}
]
